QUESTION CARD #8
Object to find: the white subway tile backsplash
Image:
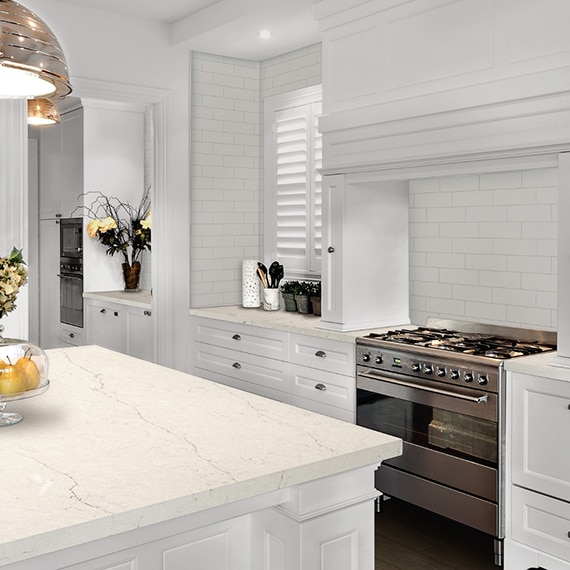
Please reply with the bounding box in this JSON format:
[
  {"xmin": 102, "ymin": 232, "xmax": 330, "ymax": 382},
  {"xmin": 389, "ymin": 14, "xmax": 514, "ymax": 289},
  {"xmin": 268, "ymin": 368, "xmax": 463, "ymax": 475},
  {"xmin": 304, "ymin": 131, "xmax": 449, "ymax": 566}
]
[
  {"xmin": 478, "ymin": 271, "xmax": 521, "ymax": 288},
  {"xmin": 480, "ymin": 170, "xmax": 522, "ymax": 189},
  {"xmin": 507, "ymin": 204, "xmax": 552, "ymax": 221},
  {"xmin": 410, "ymin": 168, "xmax": 558, "ymax": 330},
  {"xmin": 439, "ymin": 268, "xmax": 479, "ymax": 285},
  {"xmin": 522, "ymin": 167, "xmax": 558, "ymax": 187},
  {"xmin": 439, "ymin": 175, "xmax": 479, "ymax": 192},
  {"xmin": 466, "ymin": 206, "xmax": 507, "ymax": 222}
]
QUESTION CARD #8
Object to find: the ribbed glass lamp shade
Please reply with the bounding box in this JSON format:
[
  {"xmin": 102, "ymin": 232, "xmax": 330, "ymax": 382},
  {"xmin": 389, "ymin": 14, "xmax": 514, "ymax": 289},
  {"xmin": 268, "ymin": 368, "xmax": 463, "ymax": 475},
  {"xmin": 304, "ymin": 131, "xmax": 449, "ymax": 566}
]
[
  {"xmin": 27, "ymin": 97, "xmax": 59, "ymax": 125},
  {"xmin": 0, "ymin": 0, "xmax": 72, "ymax": 98}
]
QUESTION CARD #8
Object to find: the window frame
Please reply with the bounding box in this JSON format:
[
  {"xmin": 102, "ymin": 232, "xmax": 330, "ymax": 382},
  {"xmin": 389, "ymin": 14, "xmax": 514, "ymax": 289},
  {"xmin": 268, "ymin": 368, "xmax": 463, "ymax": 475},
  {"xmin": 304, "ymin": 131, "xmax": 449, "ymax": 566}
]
[{"xmin": 263, "ymin": 84, "xmax": 323, "ymax": 280}]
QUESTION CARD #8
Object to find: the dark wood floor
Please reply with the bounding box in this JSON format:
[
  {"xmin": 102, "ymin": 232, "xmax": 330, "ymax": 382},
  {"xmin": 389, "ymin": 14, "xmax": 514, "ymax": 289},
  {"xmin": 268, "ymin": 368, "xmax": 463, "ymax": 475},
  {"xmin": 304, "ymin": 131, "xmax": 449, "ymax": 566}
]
[{"xmin": 375, "ymin": 498, "xmax": 499, "ymax": 570}]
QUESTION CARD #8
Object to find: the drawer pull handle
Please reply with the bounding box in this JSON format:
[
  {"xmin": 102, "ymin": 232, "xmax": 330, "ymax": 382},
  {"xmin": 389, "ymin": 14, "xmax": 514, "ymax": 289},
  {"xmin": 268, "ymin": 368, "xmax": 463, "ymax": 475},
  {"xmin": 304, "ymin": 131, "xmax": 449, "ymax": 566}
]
[
  {"xmin": 232, "ymin": 334, "xmax": 241, "ymax": 341},
  {"xmin": 69, "ymin": 333, "xmax": 75, "ymax": 339},
  {"xmin": 315, "ymin": 350, "xmax": 326, "ymax": 358},
  {"xmin": 144, "ymin": 310, "xmax": 152, "ymax": 316},
  {"xmin": 113, "ymin": 311, "xmax": 119, "ymax": 317},
  {"xmin": 315, "ymin": 383, "xmax": 327, "ymax": 391},
  {"xmin": 100, "ymin": 308, "xmax": 106, "ymax": 314},
  {"xmin": 232, "ymin": 362, "xmax": 241, "ymax": 369},
  {"xmin": 327, "ymin": 246, "xmax": 335, "ymax": 253}
]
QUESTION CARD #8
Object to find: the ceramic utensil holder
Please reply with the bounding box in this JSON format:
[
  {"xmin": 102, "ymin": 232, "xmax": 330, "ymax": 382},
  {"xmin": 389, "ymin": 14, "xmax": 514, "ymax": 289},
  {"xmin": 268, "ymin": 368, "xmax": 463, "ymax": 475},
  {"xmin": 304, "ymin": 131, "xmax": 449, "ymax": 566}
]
[
  {"xmin": 242, "ymin": 259, "xmax": 260, "ymax": 308},
  {"xmin": 262, "ymin": 288, "xmax": 280, "ymax": 311}
]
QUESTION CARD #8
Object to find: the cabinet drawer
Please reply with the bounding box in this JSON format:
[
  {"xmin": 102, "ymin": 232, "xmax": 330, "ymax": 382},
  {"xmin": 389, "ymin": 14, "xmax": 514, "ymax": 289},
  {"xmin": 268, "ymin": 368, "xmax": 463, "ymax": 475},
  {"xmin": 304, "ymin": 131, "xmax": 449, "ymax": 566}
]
[
  {"xmin": 60, "ymin": 324, "xmax": 84, "ymax": 346},
  {"xmin": 192, "ymin": 342, "xmax": 288, "ymax": 395},
  {"xmin": 289, "ymin": 334, "xmax": 354, "ymax": 376},
  {"xmin": 289, "ymin": 363, "xmax": 355, "ymax": 414},
  {"xmin": 192, "ymin": 318, "xmax": 288, "ymax": 361},
  {"xmin": 511, "ymin": 485, "xmax": 570, "ymax": 563}
]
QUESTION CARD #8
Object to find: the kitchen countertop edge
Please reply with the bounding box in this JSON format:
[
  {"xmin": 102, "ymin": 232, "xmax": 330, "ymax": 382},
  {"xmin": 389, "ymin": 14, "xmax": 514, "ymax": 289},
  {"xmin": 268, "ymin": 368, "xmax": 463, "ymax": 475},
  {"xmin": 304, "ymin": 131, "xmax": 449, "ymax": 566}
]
[{"xmin": 84, "ymin": 290, "xmax": 152, "ymax": 310}]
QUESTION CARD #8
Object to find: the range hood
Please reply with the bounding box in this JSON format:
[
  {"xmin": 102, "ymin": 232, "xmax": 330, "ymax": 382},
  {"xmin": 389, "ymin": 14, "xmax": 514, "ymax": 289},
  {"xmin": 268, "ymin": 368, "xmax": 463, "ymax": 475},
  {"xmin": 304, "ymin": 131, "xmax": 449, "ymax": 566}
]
[{"xmin": 314, "ymin": 0, "xmax": 570, "ymax": 361}]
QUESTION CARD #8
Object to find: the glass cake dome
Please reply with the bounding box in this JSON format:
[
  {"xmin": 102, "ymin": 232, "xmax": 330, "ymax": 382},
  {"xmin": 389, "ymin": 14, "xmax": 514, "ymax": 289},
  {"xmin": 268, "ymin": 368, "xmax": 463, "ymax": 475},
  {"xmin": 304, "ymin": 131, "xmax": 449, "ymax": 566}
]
[{"xmin": 0, "ymin": 331, "xmax": 49, "ymax": 426}]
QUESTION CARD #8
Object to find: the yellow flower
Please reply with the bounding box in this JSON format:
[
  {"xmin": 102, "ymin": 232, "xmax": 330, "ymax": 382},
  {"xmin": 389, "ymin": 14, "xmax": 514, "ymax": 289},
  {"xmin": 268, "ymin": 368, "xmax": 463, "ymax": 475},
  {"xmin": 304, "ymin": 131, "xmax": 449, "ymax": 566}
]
[
  {"xmin": 86, "ymin": 219, "xmax": 100, "ymax": 238},
  {"xmin": 86, "ymin": 217, "xmax": 117, "ymax": 238},
  {"xmin": 141, "ymin": 210, "xmax": 151, "ymax": 230},
  {"xmin": 99, "ymin": 216, "xmax": 117, "ymax": 233}
]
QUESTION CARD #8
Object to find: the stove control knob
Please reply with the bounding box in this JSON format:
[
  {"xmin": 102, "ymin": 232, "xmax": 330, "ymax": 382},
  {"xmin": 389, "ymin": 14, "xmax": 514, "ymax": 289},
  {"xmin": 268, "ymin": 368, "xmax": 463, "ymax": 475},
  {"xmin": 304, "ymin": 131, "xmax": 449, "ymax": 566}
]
[
  {"xmin": 464, "ymin": 372, "xmax": 474, "ymax": 383},
  {"xmin": 449, "ymin": 370, "xmax": 460, "ymax": 380},
  {"xmin": 477, "ymin": 375, "xmax": 489, "ymax": 386},
  {"xmin": 436, "ymin": 367, "xmax": 446, "ymax": 377},
  {"xmin": 423, "ymin": 365, "xmax": 433, "ymax": 375},
  {"xmin": 411, "ymin": 363, "xmax": 421, "ymax": 373},
  {"xmin": 374, "ymin": 355, "xmax": 383, "ymax": 365},
  {"xmin": 361, "ymin": 353, "xmax": 370, "ymax": 363}
]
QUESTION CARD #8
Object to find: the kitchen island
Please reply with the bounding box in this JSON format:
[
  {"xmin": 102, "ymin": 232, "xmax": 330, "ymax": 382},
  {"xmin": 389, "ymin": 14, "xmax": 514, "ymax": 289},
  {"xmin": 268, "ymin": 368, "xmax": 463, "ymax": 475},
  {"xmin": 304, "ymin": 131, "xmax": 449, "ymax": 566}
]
[{"xmin": 0, "ymin": 346, "xmax": 401, "ymax": 570}]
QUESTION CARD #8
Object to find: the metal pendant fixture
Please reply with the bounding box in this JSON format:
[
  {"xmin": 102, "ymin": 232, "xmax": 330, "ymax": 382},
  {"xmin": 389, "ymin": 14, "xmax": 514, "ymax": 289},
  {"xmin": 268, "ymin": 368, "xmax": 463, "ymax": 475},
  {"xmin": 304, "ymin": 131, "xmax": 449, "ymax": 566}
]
[
  {"xmin": 27, "ymin": 97, "xmax": 59, "ymax": 125},
  {"xmin": 0, "ymin": 0, "xmax": 72, "ymax": 99}
]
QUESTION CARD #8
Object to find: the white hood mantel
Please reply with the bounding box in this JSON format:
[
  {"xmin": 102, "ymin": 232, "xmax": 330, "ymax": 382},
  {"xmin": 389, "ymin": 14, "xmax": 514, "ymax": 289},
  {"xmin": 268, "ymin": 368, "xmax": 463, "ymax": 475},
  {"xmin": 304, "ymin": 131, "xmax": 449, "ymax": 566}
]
[{"xmin": 315, "ymin": 0, "xmax": 570, "ymax": 364}]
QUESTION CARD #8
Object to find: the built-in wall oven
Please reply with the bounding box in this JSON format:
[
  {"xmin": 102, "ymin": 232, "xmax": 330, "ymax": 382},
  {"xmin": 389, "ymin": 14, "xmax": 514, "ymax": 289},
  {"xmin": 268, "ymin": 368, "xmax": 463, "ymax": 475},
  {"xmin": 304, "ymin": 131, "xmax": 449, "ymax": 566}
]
[
  {"xmin": 59, "ymin": 218, "xmax": 83, "ymax": 328},
  {"xmin": 356, "ymin": 319, "xmax": 556, "ymax": 566}
]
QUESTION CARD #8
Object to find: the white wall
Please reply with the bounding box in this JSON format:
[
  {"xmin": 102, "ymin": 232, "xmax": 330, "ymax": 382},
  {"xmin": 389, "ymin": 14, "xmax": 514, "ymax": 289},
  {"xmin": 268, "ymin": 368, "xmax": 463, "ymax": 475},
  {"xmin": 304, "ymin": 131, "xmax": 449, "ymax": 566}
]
[
  {"xmin": 20, "ymin": 0, "xmax": 191, "ymax": 368},
  {"xmin": 190, "ymin": 44, "xmax": 322, "ymax": 308},
  {"xmin": 409, "ymin": 168, "xmax": 559, "ymax": 330}
]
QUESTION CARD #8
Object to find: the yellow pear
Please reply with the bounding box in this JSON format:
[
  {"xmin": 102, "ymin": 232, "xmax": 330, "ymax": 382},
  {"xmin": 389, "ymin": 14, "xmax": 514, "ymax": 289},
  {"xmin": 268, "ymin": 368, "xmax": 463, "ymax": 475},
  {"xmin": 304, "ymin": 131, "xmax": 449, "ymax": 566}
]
[
  {"xmin": 0, "ymin": 365, "xmax": 27, "ymax": 395},
  {"xmin": 15, "ymin": 356, "xmax": 41, "ymax": 390}
]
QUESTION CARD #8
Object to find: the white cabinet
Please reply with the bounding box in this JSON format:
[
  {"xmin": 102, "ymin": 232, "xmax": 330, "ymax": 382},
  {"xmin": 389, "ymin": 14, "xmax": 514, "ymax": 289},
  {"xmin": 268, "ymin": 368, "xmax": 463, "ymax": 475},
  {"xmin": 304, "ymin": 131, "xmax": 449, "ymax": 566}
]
[
  {"xmin": 85, "ymin": 298, "xmax": 154, "ymax": 362},
  {"xmin": 39, "ymin": 107, "xmax": 84, "ymax": 220},
  {"xmin": 320, "ymin": 174, "xmax": 409, "ymax": 332},
  {"xmin": 289, "ymin": 333, "xmax": 355, "ymax": 421},
  {"xmin": 190, "ymin": 316, "xmax": 356, "ymax": 421},
  {"xmin": 506, "ymin": 372, "xmax": 570, "ymax": 569}
]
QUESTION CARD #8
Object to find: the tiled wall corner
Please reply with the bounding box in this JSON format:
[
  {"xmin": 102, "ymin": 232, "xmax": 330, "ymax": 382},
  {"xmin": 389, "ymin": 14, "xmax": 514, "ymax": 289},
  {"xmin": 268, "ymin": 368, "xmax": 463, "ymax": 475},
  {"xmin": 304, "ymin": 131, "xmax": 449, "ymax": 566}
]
[
  {"xmin": 190, "ymin": 44, "xmax": 322, "ymax": 308},
  {"xmin": 409, "ymin": 168, "xmax": 559, "ymax": 330}
]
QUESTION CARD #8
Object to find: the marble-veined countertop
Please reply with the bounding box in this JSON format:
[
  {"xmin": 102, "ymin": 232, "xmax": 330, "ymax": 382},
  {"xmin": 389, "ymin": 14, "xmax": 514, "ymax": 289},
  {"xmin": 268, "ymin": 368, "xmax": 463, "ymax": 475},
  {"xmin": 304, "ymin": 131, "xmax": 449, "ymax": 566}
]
[
  {"xmin": 0, "ymin": 346, "xmax": 401, "ymax": 567},
  {"xmin": 190, "ymin": 305, "xmax": 412, "ymax": 343},
  {"xmin": 83, "ymin": 289, "xmax": 152, "ymax": 309}
]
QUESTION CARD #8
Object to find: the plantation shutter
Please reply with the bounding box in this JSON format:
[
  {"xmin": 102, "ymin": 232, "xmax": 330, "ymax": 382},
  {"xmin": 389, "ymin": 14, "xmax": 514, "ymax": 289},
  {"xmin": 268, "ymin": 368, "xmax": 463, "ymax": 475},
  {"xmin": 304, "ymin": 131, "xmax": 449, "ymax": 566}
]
[{"xmin": 274, "ymin": 100, "xmax": 322, "ymax": 275}]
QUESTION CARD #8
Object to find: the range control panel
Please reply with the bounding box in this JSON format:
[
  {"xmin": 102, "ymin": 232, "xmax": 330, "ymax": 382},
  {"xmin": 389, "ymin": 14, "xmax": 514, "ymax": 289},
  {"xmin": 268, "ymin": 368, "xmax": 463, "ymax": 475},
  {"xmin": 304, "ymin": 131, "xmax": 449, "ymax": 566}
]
[{"xmin": 356, "ymin": 345, "xmax": 499, "ymax": 393}]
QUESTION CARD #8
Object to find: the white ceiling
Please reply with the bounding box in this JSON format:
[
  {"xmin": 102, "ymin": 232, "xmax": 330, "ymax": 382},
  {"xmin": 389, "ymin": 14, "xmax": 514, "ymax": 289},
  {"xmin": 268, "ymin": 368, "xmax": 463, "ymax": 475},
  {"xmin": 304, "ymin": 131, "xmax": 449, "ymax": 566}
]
[{"xmin": 54, "ymin": 0, "xmax": 321, "ymax": 60}]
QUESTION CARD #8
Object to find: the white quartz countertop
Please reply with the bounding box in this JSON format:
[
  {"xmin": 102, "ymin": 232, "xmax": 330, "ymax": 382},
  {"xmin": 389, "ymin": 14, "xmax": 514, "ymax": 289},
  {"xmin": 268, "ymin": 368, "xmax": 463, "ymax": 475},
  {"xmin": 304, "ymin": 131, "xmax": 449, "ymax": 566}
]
[
  {"xmin": 83, "ymin": 289, "xmax": 152, "ymax": 309},
  {"xmin": 0, "ymin": 346, "xmax": 401, "ymax": 567},
  {"xmin": 504, "ymin": 350, "xmax": 570, "ymax": 382},
  {"xmin": 190, "ymin": 305, "xmax": 409, "ymax": 343}
]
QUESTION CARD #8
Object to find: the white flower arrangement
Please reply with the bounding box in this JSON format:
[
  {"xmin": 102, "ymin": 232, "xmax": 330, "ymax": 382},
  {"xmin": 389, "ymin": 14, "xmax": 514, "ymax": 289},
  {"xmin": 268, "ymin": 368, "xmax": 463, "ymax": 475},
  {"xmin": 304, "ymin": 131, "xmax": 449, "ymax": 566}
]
[{"xmin": 0, "ymin": 248, "xmax": 28, "ymax": 319}]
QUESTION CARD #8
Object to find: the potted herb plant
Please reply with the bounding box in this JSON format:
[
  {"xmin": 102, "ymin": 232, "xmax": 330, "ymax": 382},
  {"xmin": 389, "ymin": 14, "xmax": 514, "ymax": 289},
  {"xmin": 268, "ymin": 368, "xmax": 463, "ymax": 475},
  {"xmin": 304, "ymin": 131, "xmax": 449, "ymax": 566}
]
[
  {"xmin": 294, "ymin": 281, "xmax": 312, "ymax": 314},
  {"xmin": 280, "ymin": 280, "xmax": 299, "ymax": 311},
  {"xmin": 308, "ymin": 281, "xmax": 321, "ymax": 316}
]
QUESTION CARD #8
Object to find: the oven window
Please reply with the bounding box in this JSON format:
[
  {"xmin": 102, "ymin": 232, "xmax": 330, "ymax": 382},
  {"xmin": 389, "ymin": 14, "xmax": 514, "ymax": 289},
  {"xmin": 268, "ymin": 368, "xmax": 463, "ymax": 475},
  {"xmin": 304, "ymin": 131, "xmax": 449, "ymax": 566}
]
[{"xmin": 357, "ymin": 389, "xmax": 497, "ymax": 467}]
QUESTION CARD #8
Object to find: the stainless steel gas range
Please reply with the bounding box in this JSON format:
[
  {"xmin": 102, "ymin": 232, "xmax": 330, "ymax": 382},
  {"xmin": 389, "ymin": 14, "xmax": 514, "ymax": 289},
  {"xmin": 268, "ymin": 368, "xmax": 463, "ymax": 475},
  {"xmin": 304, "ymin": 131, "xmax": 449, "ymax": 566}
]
[{"xmin": 355, "ymin": 318, "xmax": 556, "ymax": 566}]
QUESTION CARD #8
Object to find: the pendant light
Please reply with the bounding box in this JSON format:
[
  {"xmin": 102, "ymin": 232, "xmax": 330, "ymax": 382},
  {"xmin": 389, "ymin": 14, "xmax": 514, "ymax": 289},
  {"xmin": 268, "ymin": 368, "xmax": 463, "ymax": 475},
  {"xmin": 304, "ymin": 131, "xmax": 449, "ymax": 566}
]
[
  {"xmin": 0, "ymin": 0, "xmax": 72, "ymax": 99},
  {"xmin": 27, "ymin": 97, "xmax": 59, "ymax": 125}
]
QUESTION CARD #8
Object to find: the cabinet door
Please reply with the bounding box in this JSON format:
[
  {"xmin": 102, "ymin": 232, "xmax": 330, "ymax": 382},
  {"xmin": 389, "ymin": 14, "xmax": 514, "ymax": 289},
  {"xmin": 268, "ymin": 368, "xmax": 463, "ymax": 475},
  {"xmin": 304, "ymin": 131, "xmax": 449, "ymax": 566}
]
[
  {"xmin": 39, "ymin": 122, "xmax": 63, "ymax": 220},
  {"xmin": 39, "ymin": 219, "xmax": 61, "ymax": 348},
  {"xmin": 321, "ymin": 174, "xmax": 344, "ymax": 324},
  {"xmin": 510, "ymin": 373, "xmax": 570, "ymax": 502},
  {"xmin": 86, "ymin": 301, "xmax": 126, "ymax": 353},
  {"xmin": 127, "ymin": 307, "xmax": 153, "ymax": 362},
  {"xmin": 61, "ymin": 107, "xmax": 84, "ymax": 217}
]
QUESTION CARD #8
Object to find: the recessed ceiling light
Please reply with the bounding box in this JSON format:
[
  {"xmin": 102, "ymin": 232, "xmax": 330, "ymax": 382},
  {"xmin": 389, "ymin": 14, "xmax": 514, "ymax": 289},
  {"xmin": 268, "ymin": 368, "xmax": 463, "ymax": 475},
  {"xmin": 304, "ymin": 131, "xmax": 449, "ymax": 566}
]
[{"xmin": 258, "ymin": 30, "xmax": 272, "ymax": 40}]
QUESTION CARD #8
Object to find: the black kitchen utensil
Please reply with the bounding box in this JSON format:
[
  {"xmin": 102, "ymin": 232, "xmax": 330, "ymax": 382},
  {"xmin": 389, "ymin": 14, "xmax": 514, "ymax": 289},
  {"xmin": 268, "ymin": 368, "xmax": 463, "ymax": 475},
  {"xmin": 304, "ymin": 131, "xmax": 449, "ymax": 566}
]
[
  {"xmin": 273, "ymin": 264, "xmax": 284, "ymax": 289},
  {"xmin": 268, "ymin": 261, "xmax": 280, "ymax": 288}
]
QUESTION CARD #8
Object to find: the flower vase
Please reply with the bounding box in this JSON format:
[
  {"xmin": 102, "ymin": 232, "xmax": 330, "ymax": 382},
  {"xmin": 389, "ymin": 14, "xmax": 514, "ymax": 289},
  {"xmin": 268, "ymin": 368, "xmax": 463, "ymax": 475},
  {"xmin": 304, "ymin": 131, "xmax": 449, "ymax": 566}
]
[{"xmin": 122, "ymin": 261, "xmax": 141, "ymax": 291}]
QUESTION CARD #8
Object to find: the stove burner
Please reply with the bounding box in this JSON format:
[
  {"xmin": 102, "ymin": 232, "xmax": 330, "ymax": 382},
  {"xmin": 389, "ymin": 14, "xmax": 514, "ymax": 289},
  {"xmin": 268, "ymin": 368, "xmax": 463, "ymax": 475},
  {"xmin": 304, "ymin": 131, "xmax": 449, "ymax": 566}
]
[{"xmin": 364, "ymin": 327, "xmax": 555, "ymax": 360}]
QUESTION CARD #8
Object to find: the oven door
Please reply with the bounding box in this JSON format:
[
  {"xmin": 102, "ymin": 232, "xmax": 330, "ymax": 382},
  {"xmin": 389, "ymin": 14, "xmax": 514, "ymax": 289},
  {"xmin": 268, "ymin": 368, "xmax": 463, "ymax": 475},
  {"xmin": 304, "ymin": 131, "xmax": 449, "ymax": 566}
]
[
  {"xmin": 59, "ymin": 273, "xmax": 83, "ymax": 328},
  {"xmin": 357, "ymin": 367, "xmax": 498, "ymax": 502}
]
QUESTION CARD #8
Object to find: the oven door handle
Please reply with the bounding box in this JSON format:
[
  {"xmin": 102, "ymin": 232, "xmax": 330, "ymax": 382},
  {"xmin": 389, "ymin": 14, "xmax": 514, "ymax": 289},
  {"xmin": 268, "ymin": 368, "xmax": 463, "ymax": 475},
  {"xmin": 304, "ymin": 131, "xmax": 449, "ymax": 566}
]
[
  {"xmin": 57, "ymin": 274, "xmax": 83, "ymax": 281},
  {"xmin": 357, "ymin": 370, "xmax": 489, "ymax": 404}
]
